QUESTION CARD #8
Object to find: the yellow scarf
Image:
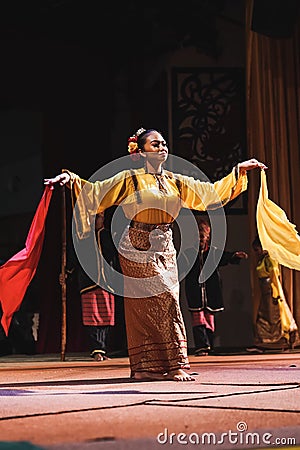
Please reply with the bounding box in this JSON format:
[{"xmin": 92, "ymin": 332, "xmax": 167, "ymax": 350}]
[{"xmin": 256, "ymin": 170, "xmax": 300, "ymax": 270}]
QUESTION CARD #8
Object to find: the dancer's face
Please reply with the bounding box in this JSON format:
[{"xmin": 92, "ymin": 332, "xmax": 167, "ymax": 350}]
[{"xmin": 140, "ymin": 131, "xmax": 168, "ymax": 164}]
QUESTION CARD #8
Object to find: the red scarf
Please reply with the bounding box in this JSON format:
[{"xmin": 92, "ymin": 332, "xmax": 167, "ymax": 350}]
[{"xmin": 0, "ymin": 186, "xmax": 53, "ymax": 335}]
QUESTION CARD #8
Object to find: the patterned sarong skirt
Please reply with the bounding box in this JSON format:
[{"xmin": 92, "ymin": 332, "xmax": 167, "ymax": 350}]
[
  {"xmin": 81, "ymin": 287, "xmax": 115, "ymax": 327},
  {"xmin": 118, "ymin": 225, "xmax": 189, "ymax": 377}
]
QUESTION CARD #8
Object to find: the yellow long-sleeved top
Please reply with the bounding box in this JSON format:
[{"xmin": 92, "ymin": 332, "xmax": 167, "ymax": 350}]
[
  {"xmin": 63, "ymin": 166, "xmax": 247, "ymax": 239},
  {"xmin": 256, "ymin": 254, "xmax": 298, "ymax": 335},
  {"xmin": 256, "ymin": 254, "xmax": 284, "ymax": 300}
]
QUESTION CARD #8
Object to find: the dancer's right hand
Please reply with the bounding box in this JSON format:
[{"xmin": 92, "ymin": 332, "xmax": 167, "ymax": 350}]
[{"xmin": 44, "ymin": 172, "xmax": 70, "ymax": 189}]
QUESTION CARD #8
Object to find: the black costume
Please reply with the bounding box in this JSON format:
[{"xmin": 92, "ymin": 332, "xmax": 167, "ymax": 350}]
[
  {"xmin": 184, "ymin": 245, "xmax": 242, "ymax": 352},
  {"xmin": 68, "ymin": 224, "xmax": 120, "ymax": 358}
]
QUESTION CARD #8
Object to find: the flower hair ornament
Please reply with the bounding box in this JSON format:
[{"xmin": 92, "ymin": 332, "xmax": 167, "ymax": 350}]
[{"xmin": 128, "ymin": 127, "xmax": 146, "ymax": 161}]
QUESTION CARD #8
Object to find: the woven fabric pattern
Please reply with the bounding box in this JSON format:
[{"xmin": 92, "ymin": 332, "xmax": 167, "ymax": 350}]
[{"xmin": 119, "ymin": 226, "xmax": 189, "ymax": 376}]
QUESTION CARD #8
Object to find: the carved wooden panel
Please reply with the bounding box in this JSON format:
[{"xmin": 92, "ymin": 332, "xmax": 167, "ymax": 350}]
[{"xmin": 172, "ymin": 67, "xmax": 247, "ymax": 213}]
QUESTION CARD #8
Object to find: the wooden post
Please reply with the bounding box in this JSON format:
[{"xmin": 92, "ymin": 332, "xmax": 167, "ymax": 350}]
[{"xmin": 60, "ymin": 185, "xmax": 67, "ymax": 361}]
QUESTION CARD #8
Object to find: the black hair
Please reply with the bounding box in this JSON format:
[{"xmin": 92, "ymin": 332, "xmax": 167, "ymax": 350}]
[
  {"xmin": 137, "ymin": 128, "xmax": 163, "ymax": 150},
  {"xmin": 252, "ymin": 235, "xmax": 262, "ymax": 250}
]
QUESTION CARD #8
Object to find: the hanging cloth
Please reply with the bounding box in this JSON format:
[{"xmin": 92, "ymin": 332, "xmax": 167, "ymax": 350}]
[
  {"xmin": 256, "ymin": 170, "xmax": 300, "ymax": 270},
  {"xmin": 0, "ymin": 186, "xmax": 53, "ymax": 335}
]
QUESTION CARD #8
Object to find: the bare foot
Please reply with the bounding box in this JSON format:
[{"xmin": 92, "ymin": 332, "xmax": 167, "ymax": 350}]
[
  {"xmin": 98, "ymin": 355, "xmax": 111, "ymax": 361},
  {"xmin": 133, "ymin": 371, "xmax": 166, "ymax": 381},
  {"xmin": 195, "ymin": 347, "xmax": 210, "ymax": 356},
  {"xmin": 194, "ymin": 351, "xmax": 209, "ymax": 356},
  {"xmin": 91, "ymin": 353, "xmax": 111, "ymax": 362},
  {"xmin": 166, "ymin": 369, "xmax": 195, "ymax": 381}
]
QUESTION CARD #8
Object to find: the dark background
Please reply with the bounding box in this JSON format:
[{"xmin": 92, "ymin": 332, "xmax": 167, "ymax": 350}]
[{"xmin": 0, "ymin": 0, "xmax": 299, "ymax": 354}]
